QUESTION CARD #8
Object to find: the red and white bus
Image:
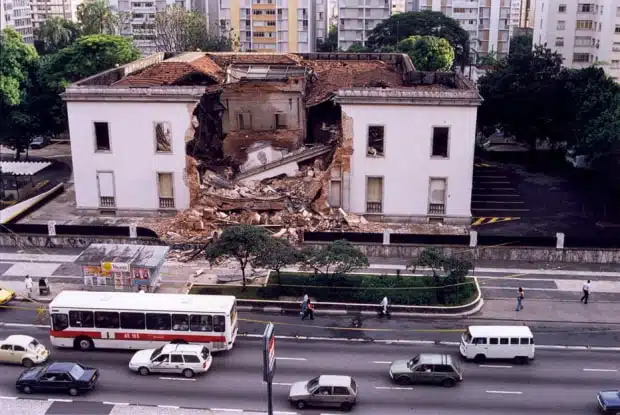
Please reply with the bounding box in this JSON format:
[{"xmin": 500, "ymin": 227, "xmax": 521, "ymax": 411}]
[{"xmin": 49, "ymin": 291, "xmax": 238, "ymax": 352}]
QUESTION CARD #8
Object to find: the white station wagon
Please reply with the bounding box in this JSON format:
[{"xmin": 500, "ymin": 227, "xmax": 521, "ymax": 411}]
[
  {"xmin": 0, "ymin": 335, "xmax": 49, "ymax": 367},
  {"xmin": 128, "ymin": 343, "xmax": 212, "ymax": 378}
]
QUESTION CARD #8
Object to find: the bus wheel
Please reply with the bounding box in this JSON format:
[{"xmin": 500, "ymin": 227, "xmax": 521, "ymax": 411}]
[
  {"xmin": 473, "ymin": 354, "xmax": 486, "ymax": 363},
  {"xmin": 514, "ymin": 356, "xmax": 529, "ymax": 365},
  {"xmin": 75, "ymin": 337, "xmax": 94, "ymax": 351}
]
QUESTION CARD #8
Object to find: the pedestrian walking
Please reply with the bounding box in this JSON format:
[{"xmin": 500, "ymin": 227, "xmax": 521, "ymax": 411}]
[
  {"xmin": 516, "ymin": 287, "xmax": 524, "ymax": 311},
  {"xmin": 302, "ymin": 299, "xmax": 314, "ymax": 320},
  {"xmin": 581, "ymin": 280, "xmax": 591, "ymax": 304},
  {"xmin": 379, "ymin": 296, "xmax": 390, "ymax": 319},
  {"xmin": 24, "ymin": 275, "xmax": 33, "ymax": 299}
]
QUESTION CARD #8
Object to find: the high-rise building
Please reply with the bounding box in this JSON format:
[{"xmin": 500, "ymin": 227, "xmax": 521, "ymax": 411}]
[
  {"xmin": 392, "ymin": 0, "xmax": 405, "ymax": 13},
  {"xmin": 337, "ymin": 0, "xmax": 391, "ymax": 51},
  {"xmin": 30, "ymin": 0, "xmax": 83, "ymax": 29},
  {"xmin": 408, "ymin": 0, "xmax": 519, "ymax": 59},
  {"xmin": 519, "ymin": 0, "xmax": 534, "ymax": 28},
  {"xmin": 533, "ymin": 0, "xmax": 620, "ymax": 79},
  {"xmin": 209, "ymin": 0, "xmax": 326, "ymax": 53},
  {"xmin": 1, "ymin": 0, "xmax": 34, "ymax": 43}
]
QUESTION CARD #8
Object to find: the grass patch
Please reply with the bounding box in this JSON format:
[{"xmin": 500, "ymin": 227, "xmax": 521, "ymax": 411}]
[{"xmin": 190, "ymin": 272, "xmax": 478, "ymax": 307}]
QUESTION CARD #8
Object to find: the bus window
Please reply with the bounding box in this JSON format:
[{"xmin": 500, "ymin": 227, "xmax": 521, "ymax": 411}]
[
  {"xmin": 489, "ymin": 338, "xmax": 499, "ymax": 345},
  {"xmin": 146, "ymin": 313, "xmax": 171, "ymax": 331},
  {"xmin": 95, "ymin": 311, "xmax": 120, "ymax": 329},
  {"xmin": 172, "ymin": 314, "xmax": 189, "ymax": 331},
  {"xmin": 500, "ymin": 338, "xmax": 509, "ymax": 345},
  {"xmin": 510, "ymin": 338, "xmax": 519, "ymax": 345},
  {"xmin": 213, "ymin": 315, "xmax": 225, "ymax": 332},
  {"xmin": 519, "ymin": 338, "xmax": 530, "ymax": 345},
  {"xmin": 190, "ymin": 315, "xmax": 213, "ymax": 332},
  {"xmin": 120, "ymin": 312, "xmax": 146, "ymax": 330},
  {"xmin": 473, "ymin": 338, "xmax": 487, "ymax": 345},
  {"xmin": 51, "ymin": 314, "xmax": 69, "ymax": 331},
  {"xmin": 69, "ymin": 311, "xmax": 94, "ymax": 328}
]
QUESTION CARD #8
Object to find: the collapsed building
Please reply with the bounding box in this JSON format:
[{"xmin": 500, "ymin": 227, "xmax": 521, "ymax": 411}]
[{"xmin": 63, "ymin": 52, "xmax": 481, "ymax": 250}]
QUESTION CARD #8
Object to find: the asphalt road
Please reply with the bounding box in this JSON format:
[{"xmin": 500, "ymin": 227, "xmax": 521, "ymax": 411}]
[
  {"xmin": 0, "ymin": 326, "xmax": 616, "ymax": 414},
  {"xmin": 3, "ymin": 303, "xmax": 620, "ymax": 348}
]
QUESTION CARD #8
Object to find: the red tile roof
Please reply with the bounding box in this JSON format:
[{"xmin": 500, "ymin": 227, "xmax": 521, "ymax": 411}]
[
  {"xmin": 208, "ymin": 53, "xmax": 301, "ymax": 67},
  {"xmin": 113, "ymin": 56, "xmax": 224, "ymax": 87}
]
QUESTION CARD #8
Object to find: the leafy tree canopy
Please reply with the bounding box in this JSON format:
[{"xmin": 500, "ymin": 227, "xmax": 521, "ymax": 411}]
[
  {"xmin": 397, "ymin": 35, "xmax": 455, "ymax": 71},
  {"xmin": 302, "ymin": 240, "xmax": 369, "ymax": 277},
  {"xmin": 253, "ymin": 237, "xmax": 299, "ymax": 278},
  {"xmin": 347, "ymin": 43, "xmax": 371, "ymax": 53},
  {"xmin": 35, "ymin": 17, "xmax": 81, "ymax": 54},
  {"xmin": 366, "ymin": 11, "xmax": 469, "ymax": 67},
  {"xmin": 509, "ymin": 33, "xmax": 533, "ymax": 57},
  {"xmin": 317, "ymin": 25, "xmax": 338, "ymax": 52},
  {"xmin": 77, "ymin": 0, "xmax": 120, "ymax": 35},
  {"xmin": 0, "ymin": 28, "xmax": 38, "ymax": 107}
]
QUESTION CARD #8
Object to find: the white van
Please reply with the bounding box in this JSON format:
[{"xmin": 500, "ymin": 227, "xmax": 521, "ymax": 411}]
[{"xmin": 459, "ymin": 325, "xmax": 535, "ymax": 363}]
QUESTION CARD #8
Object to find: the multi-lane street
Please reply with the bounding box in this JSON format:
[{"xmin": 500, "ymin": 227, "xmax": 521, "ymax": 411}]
[{"xmin": 0, "ymin": 325, "xmax": 616, "ymax": 414}]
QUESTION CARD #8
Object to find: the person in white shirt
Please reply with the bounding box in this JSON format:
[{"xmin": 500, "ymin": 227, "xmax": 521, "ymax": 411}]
[
  {"xmin": 580, "ymin": 280, "xmax": 591, "ymax": 304},
  {"xmin": 24, "ymin": 275, "xmax": 33, "ymax": 298},
  {"xmin": 380, "ymin": 296, "xmax": 390, "ymax": 318}
]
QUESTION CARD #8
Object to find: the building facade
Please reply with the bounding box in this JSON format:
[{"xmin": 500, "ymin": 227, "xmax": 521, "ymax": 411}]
[
  {"xmin": 30, "ymin": 0, "xmax": 83, "ymax": 29},
  {"xmin": 408, "ymin": 0, "xmax": 519, "ymax": 59},
  {"xmin": 209, "ymin": 0, "xmax": 325, "ymax": 52},
  {"xmin": 533, "ymin": 0, "xmax": 620, "ymax": 79},
  {"xmin": 1, "ymin": 0, "xmax": 34, "ymax": 43},
  {"xmin": 334, "ymin": 77, "xmax": 481, "ymax": 224},
  {"xmin": 338, "ymin": 0, "xmax": 391, "ymax": 51}
]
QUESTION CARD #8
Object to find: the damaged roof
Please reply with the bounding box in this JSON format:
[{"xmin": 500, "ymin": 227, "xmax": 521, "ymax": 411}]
[
  {"xmin": 207, "ymin": 52, "xmax": 302, "ymax": 67},
  {"xmin": 113, "ymin": 53, "xmax": 224, "ymax": 87}
]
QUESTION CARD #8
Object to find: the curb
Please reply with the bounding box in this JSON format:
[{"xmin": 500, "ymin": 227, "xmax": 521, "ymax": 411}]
[
  {"xmin": 0, "ymin": 396, "xmax": 295, "ymax": 414},
  {"xmin": 14, "ymin": 296, "xmax": 53, "ymax": 304}
]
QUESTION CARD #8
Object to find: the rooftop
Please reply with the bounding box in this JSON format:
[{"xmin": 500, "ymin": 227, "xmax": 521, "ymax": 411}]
[
  {"xmin": 1, "ymin": 161, "xmax": 52, "ymax": 176},
  {"xmin": 74, "ymin": 243, "xmax": 170, "ymax": 268}
]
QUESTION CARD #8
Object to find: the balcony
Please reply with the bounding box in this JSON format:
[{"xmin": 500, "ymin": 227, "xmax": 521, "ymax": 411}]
[
  {"xmin": 100, "ymin": 197, "xmax": 116, "ymax": 208},
  {"xmin": 159, "ymin": 197, "xmax": 175, "ymax": 209},
  {"xmin": 366, "ymin": 202, "xmax": 382, "ymax": 213},
  {"xmin": 428, "ymin": 203, "xmax": 445, "ymax": 215}
]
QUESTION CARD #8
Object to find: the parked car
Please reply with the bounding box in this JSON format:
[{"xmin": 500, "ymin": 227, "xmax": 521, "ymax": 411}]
[
  {"xmin": 16, "ymin": 362, "xmax": 99, "ymax": 396},
  {"xmin": 0, "ymin": 335, "xmax": 49, "ymax": 367},
  {"xmin": 0, "ymin": 287, "xmax": 16, "ymax": 305},
  {"xmin": 288, "ymin": 375, "xmax": 357, "ymax": 411},
  {"xmin": 128, "ymin": 343, "xmax": 212, "ymax": 378},
  {"xmin": 389, "ymin": 353, "xmax": 463, "ymax": 387},
  {"xmin": 597, "ymin": 390, "xmax": 620, "ymax": 414},
  {"xmin": 30, "ymin": 136, "xmax": 50, "ymax": 149}
]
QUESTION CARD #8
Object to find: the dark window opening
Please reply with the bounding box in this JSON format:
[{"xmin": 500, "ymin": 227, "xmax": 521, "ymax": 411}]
[
  {"xmin": 94, "ymin": 311, "xmax": 120, "ymax": 329},
  {"xmin": 69, "ymin": 310, "xmax": 94, "ymax": 328},
  {"xmin": 146, "ymin": 313, "xmax": 171, "ymax": 331},
  {"xmin": 275, "ymin": 113, "xmax": 287, "ymax": 129},
  {"xmin": 94, "ymin": 122, "xmax": 110, "ymax": 151},
  {"xmin": 120, "ymin": 312, "xmax": 146, "ymax": 330},
  {"xmin": 367, "ymin": 125, "xmax": 384, "ymax": 156},
  {"xmin": 432, "ymin": 127, "xmax": 449, "ymax": 157}
]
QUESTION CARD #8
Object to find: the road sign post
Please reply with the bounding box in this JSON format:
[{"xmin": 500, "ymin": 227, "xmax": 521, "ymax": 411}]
[{"xmin": 263, "ymin": 323, "xmax": 276, "ymax": 415}]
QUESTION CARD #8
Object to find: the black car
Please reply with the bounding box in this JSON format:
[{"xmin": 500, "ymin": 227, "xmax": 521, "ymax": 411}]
[
  {"xmin": 30, "ymin": 136, "xmax": 50, "ymax": 149},
  {"xmin": 16, "ymin": 362, "xmax": 99, "ymax": 396},
  {"xmin": 598, "ymin": 390, "xmax": 620, "ymax": 414}
]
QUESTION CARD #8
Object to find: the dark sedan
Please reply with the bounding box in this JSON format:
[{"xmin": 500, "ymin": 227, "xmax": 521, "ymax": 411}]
[
  {"xmin": 16, "ymin": 362, "xmax": 99, "ymax": 396},
  {"xmin": 598, "ymin": 390, "xmax": 620, "ymax": 414}
]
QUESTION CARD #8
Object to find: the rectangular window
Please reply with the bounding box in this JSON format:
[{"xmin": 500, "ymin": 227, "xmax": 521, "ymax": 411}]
[
  {"xmin": 333, "ymin": 386, "xmax": 350, "ymax": 395},
  {"xmin": 154, "ymin": 121, "xmax": 172, "ymax": 152},
  {"xmin": 275, "ymin": 113, "xmax": 287, "ymax": 129},
  {"xmin": 145, "ymin": 313, "xmax": 171, "ymax": 331},
  {"xmin": 183, "ymin": 354, "xmax": 200, "ymax": 363},
  {"xmin": 615, "ymin": 25, "xmax": 620, "ymax": 34},
  {"xmin": 574, "ymin": 36, "xmax": 592, "ymax": 46},
  {"xmin": 367, "ymin": 125, "xmax": 385, "ymax": 157},
  {"xmin": 213, "ymin": 315, "xmax": 226, "ymax": 332},
  {"xmin": 489, "ymin": 338, "xmax": 499, "ymax": 345},
  {"xmin": 170, "ymin": 354, "xmax": 183, "ymax": 363},
  {"xmin": 94, "ymin": 311, "xmax": 119, "ymax": 329},
  {"xmin": 431, "ymin": 127, "xmax": 449, "ymax": 157},
  {"xmin": 576, "ymin": 20, "xmax": 593, "ymax": 30},
  {"xmin": 190, "ymin": 315, "xmax": 213, "ymax": 332},
  {"xmin": 69, "ymin": 311, "xmax": 94, "ymax": 328},
  {"xmin": 172, "ymin": 314, "xmax": 189, "ymax": 331},
  {"xmin": 555, "ymin": 37, "xmax": 564, "ymax": 46},
  {"xmin": 366, "ymin": 177, "xmax": 383, "ymax": 213},
  {"xmin": 510, "ymin": 338, "xmax": 519, "ymax": 345},
  {"xmin": 558, "ymin": 4, "xmax": 566, "ymax": 12},
  {"xmin": 94, "ymin": 122, "xmax": 110, "ymax": 151},
  {"xmin": 577, "ymin": 3, "xmax": 593, "ymax": 13},
  {"xmin": 120, "ymin": 312, "xmax": 146, "ymax": 330},
  {"xmin": 329, "ymin": 180, "xmax": 342, "ymax": 208},
  {"xmin": 157, "ymin": 172, "xmax": 174, "ymax": 209},
  {"xmin": 556, "ymin": 20, "xmax": 565, "ymax": 30},
  {"xmin": 238, "ymin": 112, "xmax": 251, "ymax": 130},
  {"xmin": 617, "ymin": 6, "xmax": 620, "ymax": 16},
  {"xmin": 520, "ymin": 338, "xmax": 530, "ymax": 345},
  {"xmin": 573, "ymin": 53, "xmax": 590, "ymax": 62},
  {"xmin": 428, "ymin": 178, "xmax": 447, "ymax": 215},
  {"xmin": 500, "ymin": 338, "xmax": 509, "ymax": 345}
]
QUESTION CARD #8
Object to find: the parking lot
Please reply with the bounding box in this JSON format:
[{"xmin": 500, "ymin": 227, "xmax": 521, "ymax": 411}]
[{"xmin": 471, "ymin": 158, "xmax": 620, "ymax": 238}]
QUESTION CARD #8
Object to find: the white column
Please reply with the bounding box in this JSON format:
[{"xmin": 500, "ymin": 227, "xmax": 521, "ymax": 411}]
[
  {"xmin": 47, "ymin": 221, "xmax": 56, "ymax": 237},
  {"xmin": 556, "ymin": 232, "xmax": 565, "ymax": 249},
  {"xmin": 383, "ymin": 228, "xmax": 391, "ymax": 245},
  {"xmin": 129, "ymin": 224, "xmax": 137, "ymax": 239},
  {"xmin": 469, "ymin": 230, "xmax": 478, "ymax": 247}
]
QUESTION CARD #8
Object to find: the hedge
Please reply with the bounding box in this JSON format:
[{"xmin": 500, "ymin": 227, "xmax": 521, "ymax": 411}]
[{"xmin": 190, "ymin": 272, "xmax": 477, "ymax": 306}]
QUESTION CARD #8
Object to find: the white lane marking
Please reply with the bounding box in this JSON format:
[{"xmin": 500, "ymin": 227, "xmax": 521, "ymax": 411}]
[
  {"xmin": 277, "ymin": 357, "xmax": 307, "ymax": 361},
  {"xmin": 583, "ymin": 368, "xmax": 618, "ymax": 372},
  {"xmin": 0, "ymin": 396, "xmax": 18, "ymax": 400},
  {"xmin": 272, "ymin": 382, "xmax": 294, "ymax": 386},
  {"xmin": 103, "ymin": 402, "xmax": 130, "ymax": 406},
  {"xmin": 48, "ymin": 398, "xmax": 73, "ymax": 402},
  {"xmin": 274, "ymin": 412, "xmax": 298, "ymax": 415},
  {"xmin": 375, "ymin": 386, "xmax": 413, "ymax": 390},
  {"xmin": 372, "ymin": 361, "xmax": 392, "ymax": 364},
  {"xmin": 479, "ymin": 364, "xmax": 513, "ymax": 368},
  {"xmin": 211, "ymin": 409, "xmax": 243, "ymax": 412},
  {"xmin": 157, "ymin": 405, "xmax": 180, "ymax": 409},
  {"xmin": 158, "ymin": 377, "xmax": 196, "ymax": 381},
  {"xmin": 486, "ymin": 390, "xmax": 523, "ymax": 395}
]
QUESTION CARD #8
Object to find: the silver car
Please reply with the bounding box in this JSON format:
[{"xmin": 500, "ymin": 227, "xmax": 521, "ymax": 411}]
[{"xmin": 288, "ymin": 375, "xmax": 357, "ymax": 411}]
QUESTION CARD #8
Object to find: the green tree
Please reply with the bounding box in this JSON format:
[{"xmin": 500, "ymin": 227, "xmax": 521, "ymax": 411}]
[
  {"xmin": 205, "ymin": 225, "xmax": 271, "ymax": 288},
  {"xmin": 35, "ymin": 17, "xmax": 81, "ymax": 54},
  {"xmin": 366, "ymin": 11, "xmax": 469, "ymax": 68},
  {"xmin": 154, "ymin": 6, "xmax": 236, "ymax": 52},
  {"xmin": 477, "ymin": 51, "xmax": 500, "ymax": 67},
  {"xmin": 347, "ymin": 43, "xmax": 370, "ymax": 53},
  {"xmin": 317, "ymin": 25, "xmax": 338, "ymax": 52},
  {"xmin": 77, "ymin": 0, "xmax": 120, "ymax": 35},
  {"xmin": 253, "ymin": 238, "xmax": 299, "ymax": 280},
  {"xmin": 509, "ymin": 33, "xmax": 533, "ymax": 57},
  {"xmin": 302, "ymin": 240, "xmax": 369, "ymax": 277},
  {"xmin": 477, "ymin": 45, "xmax": 564, "ymax": 148},
  {"xmin": 397, "ymin": 35, "xmax": 454, "ymax": 71}
]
